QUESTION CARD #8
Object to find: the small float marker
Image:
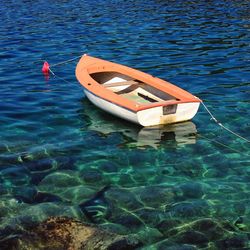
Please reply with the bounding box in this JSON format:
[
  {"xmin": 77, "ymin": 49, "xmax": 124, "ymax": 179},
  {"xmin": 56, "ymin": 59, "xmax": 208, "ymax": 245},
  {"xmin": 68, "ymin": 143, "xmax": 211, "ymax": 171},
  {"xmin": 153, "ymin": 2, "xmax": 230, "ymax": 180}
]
[{"xmin": 42, "ymin": 61, "xmax": 50, "ymax": 75}]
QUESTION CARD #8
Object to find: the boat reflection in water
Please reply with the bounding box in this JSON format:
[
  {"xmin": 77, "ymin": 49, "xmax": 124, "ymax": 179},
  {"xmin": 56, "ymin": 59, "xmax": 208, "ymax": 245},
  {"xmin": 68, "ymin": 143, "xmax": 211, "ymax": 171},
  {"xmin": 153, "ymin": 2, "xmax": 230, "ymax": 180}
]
[
  {"xmin": 80, "ymin": 101, "xmax": 197, "ymax": 148},
  {"xmin": 135, "ymin": 122, "xmax": 197, "ymax": 148}
]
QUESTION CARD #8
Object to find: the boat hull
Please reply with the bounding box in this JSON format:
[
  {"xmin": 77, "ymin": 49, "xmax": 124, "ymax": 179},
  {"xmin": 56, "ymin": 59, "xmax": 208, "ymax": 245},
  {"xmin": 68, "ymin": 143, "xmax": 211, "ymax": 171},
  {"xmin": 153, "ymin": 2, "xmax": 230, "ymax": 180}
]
[
  {"xmin": 84, "ymin": 90, "xmax": 139, "ymax": 124},
  {"xmin": 84, "ymin": 89, "xmax": 200, "ymax": 126}
]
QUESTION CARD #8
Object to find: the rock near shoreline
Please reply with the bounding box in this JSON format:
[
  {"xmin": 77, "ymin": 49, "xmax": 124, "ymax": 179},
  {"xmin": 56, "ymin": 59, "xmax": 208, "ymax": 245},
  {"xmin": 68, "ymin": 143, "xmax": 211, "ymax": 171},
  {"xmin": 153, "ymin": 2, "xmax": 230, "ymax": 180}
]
[{"xmin": 1, "ymin": 217, "xmax": 142, "ymax": 250}]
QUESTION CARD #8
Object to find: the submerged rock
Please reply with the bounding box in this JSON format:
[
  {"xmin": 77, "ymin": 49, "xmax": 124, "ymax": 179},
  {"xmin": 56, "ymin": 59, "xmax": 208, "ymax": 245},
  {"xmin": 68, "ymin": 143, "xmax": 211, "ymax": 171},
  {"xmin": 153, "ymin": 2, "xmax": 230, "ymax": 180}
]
[
  {"xmin": 156, "ymin": 218, "xmax": 182, "ymax": 236},
  {"xmin": 174, "ymin": 230, "xmax": 209, "ymax": 245},
  {"xmin": 39, "ymin": 170, "xmax": 82, "ymax": 188},
  {"xmin": 111, "ymin": 211, "xmax": 145, "ymax": 232},
  {"xmin": 173, "ymin": 182, "xmax": 204, "ymax": 200},
  {"xmin": 59, "ymin": 186, "xmax": 97, "ymax": 204},
  {"xmin": 191, "ymin": 218, "xmax": 229, "ymax": 241},
  {"xmin": 162, "ymin": 217, "xmax": 249, "ymax": 249},
  {"xmin": 135, "ymin": 208, "xmax": 165, "ymax": 227},
  {"xmin": 149, "ymin": 239, "xmax": 198, "ymax": 250},
  {"xmin": 137, "ymin": 186, "xmax": 175, "ymax": 208},
  {"xmin": 99, "ymin": 222, "xmax": 128, "ymax": 235},
  {"xmin": 99, "ymin": 161, "xmax": 119, "ymax": 173},
  {"xmin": 215, "ymin": 235, "xmax": 248, "ymax": 249},
  {"xmin": 1, "ymin": 217, "xmax": 142, "ymax": 250},
  {"xmin": 14, "ymin": 189, "xmax": 63, "ymax": 204},
  {"xmin": 107, "ymin": 187, "xmax": 143, "ymax": 210},
  {"xmin": 79, "ymin": 186, "xmax": 111, "ymax": 223},
  {"xmin": 135, "ymin": 226, "xmax": 163, "ymax": 245},
  {"xmin": 25, "ymin": 158, "xmax": 56, "ymax": 173},
  {"xmin": 0, "ymin": 166, "xmax": 31, "ymax": 186},
  {"xmin": 80, "ymin": 169, "xmax": 103, "ymax": 183},
  {"xmin": 168, "ymin": 200, "xmax": 212, "ymax": 218}
]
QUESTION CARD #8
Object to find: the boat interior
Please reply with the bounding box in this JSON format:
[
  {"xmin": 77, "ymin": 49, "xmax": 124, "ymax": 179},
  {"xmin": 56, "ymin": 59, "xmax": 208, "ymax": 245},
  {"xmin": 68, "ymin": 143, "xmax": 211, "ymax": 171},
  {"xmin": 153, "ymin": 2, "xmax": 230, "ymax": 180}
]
[{"xmin": 90, "ymin": 72, "xmax": 178, "ymax": 104}]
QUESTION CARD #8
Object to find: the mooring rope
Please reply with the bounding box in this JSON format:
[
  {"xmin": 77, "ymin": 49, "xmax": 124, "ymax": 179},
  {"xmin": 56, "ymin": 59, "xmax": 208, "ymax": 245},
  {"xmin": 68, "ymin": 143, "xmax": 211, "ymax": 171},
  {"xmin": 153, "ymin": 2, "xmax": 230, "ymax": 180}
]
[
  {"xmin": 50, "ymin": 55, "xmax": 82, "ymax": 68},
  {"xmin": 48, "ymin": 68, "xmax": 73, "ymax": 85},
  {"xmin": 197, "ymin": 134, "xmax": 246, "ymax": 155},
  {"xmin": 201, "ymin": 101, "xmax": 250, "ymax": 143}
]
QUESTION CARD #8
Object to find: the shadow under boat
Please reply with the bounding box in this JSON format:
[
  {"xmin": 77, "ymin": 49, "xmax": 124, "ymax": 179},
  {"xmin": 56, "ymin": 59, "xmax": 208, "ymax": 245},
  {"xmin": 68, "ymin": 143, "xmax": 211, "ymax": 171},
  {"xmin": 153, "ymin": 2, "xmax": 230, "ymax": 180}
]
[{"xmin": 78, "ymin": 99, "xmax": 198, "ymax": 148}]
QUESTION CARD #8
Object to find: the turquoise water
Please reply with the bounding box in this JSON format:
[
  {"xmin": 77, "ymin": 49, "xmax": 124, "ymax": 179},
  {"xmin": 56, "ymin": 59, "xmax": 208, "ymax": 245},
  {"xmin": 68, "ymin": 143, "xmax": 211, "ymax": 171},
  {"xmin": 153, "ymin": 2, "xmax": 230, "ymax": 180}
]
[{"xmin": 0, "ymin": 0, "xmax": 250, "ymax": 248}]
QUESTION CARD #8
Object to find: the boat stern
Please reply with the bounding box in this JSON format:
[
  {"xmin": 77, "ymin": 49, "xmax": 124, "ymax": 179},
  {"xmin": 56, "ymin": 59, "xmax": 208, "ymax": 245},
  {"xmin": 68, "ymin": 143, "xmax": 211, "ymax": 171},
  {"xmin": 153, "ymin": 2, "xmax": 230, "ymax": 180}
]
[{"xmin": 137, "ymin": 102, "xmax": 200, "ymax": 126}]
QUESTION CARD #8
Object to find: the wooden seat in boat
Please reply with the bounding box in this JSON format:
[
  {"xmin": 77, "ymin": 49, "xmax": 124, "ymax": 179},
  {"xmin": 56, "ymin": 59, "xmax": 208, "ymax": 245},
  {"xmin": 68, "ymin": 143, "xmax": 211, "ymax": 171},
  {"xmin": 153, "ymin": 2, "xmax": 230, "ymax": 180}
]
[{"xmin": 103, "ymin": 80, "xmax": 139, "ymax": 88}]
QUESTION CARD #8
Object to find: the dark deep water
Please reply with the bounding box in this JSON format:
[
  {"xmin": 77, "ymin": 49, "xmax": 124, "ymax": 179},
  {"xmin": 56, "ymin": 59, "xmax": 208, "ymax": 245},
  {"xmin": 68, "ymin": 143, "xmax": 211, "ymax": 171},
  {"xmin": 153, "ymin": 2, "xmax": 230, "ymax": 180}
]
[{"xmin": 0, "ymin": 0, "xmax": 250, "ymax": 249}]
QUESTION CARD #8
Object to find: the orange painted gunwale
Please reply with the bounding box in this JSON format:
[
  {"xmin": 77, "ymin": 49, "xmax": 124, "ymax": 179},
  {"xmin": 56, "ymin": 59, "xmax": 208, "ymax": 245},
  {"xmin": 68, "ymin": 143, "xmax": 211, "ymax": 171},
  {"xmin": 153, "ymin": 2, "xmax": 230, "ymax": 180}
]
[{"xmin": 75, "ymin": 55, "xmax": 201, "ymax": 112}]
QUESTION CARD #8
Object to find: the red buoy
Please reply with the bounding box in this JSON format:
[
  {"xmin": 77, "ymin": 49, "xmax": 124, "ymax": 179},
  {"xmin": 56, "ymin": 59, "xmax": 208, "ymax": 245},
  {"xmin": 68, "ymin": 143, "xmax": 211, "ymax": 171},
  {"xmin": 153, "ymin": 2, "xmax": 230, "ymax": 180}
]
[{"xmin": 42, "ymin": 61, "xmax": 50, "ymax": 75}]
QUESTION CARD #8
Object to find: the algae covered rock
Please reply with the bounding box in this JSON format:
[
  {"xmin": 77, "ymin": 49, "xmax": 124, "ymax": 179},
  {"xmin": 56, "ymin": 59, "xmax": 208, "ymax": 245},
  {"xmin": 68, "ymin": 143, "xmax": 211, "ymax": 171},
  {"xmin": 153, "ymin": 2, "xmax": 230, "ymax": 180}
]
[{"xmin": 1, "ymin": 217, "xmax": 142, "ymax": 250}]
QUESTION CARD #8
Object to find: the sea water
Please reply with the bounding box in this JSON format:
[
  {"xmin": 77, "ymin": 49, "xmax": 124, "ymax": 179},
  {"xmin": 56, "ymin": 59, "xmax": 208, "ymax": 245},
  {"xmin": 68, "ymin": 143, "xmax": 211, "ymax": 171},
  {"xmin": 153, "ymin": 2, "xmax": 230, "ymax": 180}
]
[{"xmin": 0, "ymin": 0, "xmax": 249, "ymax": 248}]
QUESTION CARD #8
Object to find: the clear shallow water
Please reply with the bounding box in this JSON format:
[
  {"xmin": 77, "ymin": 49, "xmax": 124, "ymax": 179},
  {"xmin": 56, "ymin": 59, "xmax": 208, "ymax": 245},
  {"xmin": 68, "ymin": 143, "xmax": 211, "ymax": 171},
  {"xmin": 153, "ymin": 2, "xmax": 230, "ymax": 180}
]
[{"xmin": 0, "ymin": 0, "xmax": 250, "ymax": 249}]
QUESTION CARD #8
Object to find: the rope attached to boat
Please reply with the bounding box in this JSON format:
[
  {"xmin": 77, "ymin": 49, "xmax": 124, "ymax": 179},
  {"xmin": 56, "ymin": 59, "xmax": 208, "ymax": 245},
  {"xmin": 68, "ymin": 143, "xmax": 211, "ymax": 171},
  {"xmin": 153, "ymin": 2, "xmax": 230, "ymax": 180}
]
[
  {"xmin": 48, "ymin": 67, "xmax": 73, "ymax": 84},
  {"xmin": 50, "ymin": 55, "xmax": 82, "ymax": 67},
  {"xmin": 42, "ymin": 59, "xmax": 76, "ymax": 85},
  {"xmin": 201, "ymin": 102, "xmax": 250, "ymax": 143}
]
